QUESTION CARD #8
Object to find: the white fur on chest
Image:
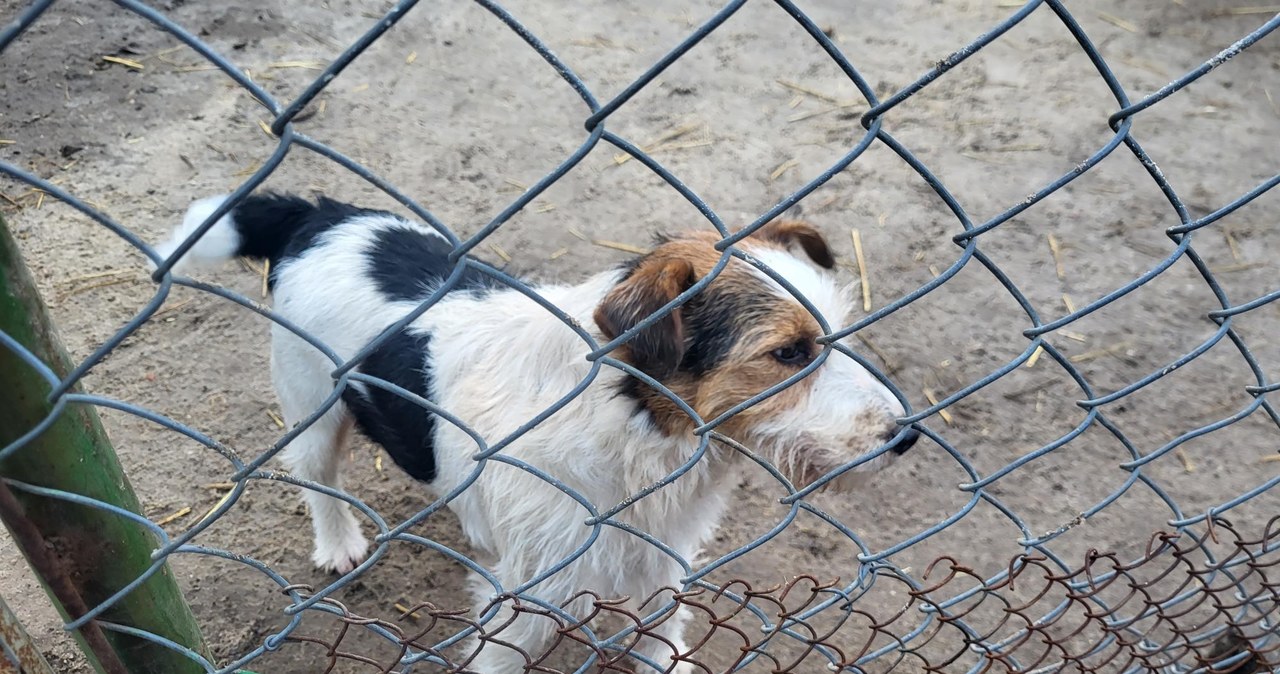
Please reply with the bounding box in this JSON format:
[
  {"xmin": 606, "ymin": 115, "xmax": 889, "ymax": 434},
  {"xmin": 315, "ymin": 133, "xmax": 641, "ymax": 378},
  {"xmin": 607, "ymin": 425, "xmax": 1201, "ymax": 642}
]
[{"xmin": 421, "ymin": 276, "xmax": 730, "ymax": 580}]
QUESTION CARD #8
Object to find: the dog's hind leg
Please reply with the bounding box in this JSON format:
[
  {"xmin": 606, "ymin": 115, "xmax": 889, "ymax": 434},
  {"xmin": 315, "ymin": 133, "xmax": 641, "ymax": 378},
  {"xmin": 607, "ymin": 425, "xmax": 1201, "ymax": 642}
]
[
  {"xmin": 273, "ymin": 332, "xmax": 368, "ymax": 574},
  {"xmin": 283, "ymin": 411, "xmax": 367, "ymax": 574}
]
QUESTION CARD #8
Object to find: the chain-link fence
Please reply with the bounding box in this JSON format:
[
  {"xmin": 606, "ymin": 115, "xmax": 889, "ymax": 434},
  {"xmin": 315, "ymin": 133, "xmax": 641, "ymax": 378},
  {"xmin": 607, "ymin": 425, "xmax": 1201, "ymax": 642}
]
[{"xmin": 1, "ymin": 0, "xmax": 1278, "ymax": 672}]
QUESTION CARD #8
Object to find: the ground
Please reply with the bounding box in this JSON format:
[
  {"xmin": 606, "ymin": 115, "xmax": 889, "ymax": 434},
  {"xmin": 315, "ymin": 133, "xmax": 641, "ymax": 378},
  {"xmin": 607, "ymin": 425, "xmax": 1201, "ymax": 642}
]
[{"xmin": 1, "ymin": 0, "xmax": 1277, "ymax": 672}]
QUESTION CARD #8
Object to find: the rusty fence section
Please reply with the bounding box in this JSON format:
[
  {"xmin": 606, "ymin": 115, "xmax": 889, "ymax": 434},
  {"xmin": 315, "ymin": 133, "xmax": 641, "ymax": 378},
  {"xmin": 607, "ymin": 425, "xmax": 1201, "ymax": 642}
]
[
  {"xmin": 1, "ymin": 0, "xmax": 1278, "ymax": 672},
  {"xmin": 286, "ymin": 516, "xmax": 1280, "ymax": 673}
]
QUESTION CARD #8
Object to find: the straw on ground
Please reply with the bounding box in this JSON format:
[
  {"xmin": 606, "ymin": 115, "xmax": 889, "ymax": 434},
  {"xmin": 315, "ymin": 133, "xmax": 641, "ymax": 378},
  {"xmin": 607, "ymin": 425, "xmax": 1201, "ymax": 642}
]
[
  {"xmin": 851, "ymin": 229, "xmax": 871, "ymax": 312},
  {"xmin": 922, "ymin": 387, "xmax": 953, "ymax": 425}
]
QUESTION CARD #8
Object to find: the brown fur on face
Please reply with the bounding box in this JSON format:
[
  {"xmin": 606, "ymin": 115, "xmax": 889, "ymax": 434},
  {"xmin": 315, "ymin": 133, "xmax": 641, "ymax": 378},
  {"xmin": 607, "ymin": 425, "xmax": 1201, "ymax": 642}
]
[
  {"xmin": 593, "ymin": 224, "xmax": 838, "ymax": 437},
  {"xmin": 594, "ymin": 255, "xmax": 696, "ymax": 378},
  {"xmin": 636, "ymin": 297, "xmax": 822, "ymax": 437}
]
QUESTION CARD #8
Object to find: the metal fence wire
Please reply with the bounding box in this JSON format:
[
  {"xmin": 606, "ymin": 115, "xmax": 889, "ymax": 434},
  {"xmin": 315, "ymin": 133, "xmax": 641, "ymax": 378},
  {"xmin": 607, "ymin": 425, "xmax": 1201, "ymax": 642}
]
[{"xmin": 1, "ymin": 0, "xmax": 1279, "ymax": 672}]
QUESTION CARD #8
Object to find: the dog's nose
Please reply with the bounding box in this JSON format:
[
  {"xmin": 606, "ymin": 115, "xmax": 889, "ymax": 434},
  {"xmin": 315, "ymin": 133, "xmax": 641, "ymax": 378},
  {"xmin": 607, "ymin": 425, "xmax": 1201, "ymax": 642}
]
[{"xmin": 883, "ymin": 426, "xmax": 920, "ymax": 455}]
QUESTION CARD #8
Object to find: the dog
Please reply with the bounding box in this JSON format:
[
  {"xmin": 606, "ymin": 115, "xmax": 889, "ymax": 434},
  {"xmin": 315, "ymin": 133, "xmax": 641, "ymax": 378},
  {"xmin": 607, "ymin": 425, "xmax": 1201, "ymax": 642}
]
[{"xmin": 155, "ymin": 193, "xmax": 918, "ymax": 673}]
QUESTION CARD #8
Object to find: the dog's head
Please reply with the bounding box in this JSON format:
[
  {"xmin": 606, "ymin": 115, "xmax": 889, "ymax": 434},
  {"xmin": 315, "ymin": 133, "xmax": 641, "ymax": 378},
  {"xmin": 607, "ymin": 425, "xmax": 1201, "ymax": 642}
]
[{"xmin": 594, "ymin": 221, "xmax": 917, "ymax": 491}]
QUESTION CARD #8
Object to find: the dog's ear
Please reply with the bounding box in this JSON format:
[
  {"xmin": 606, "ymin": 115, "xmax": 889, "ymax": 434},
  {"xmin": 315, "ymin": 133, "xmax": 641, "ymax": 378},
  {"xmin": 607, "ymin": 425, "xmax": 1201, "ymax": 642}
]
[
  {"xmin": 594, "ymin": 255, "xmax": 697, "ymax": 378},
  {"xmin": 753, "ymin": 220, "xmax": 835, "ymax": 269}
]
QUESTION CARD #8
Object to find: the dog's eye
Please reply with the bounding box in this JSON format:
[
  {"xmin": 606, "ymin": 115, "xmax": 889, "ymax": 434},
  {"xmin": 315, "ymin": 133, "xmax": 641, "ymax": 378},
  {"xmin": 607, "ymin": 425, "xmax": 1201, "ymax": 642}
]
[{"xmin": 771, "ymin": 342, "xmax": 811, "ymax": 366}]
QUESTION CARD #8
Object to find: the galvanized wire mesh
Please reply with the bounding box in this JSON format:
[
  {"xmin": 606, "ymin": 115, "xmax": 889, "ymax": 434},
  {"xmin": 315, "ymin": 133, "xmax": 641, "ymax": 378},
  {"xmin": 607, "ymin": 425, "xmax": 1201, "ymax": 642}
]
[{"xmin": 1, "ymin": 0, "xmax": 1278, "ymax": 672}]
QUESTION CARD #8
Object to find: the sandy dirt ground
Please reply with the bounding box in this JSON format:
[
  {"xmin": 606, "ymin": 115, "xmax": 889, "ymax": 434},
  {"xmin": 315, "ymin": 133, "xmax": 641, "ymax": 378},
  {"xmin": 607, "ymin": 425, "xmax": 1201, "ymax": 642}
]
[{"xmin": 1, "ymin": 0, "xmax": 1278, "ymax": 672}]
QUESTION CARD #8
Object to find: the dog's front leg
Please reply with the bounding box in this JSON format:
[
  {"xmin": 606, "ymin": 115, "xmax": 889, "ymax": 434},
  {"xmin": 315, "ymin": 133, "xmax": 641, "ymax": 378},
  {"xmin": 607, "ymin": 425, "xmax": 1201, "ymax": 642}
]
[
  {"xmin": 468, "ymin": 598, "xmax": 554, "ymax": 673},
  {"xmin": 626, "ymin": 600, "xmax": 693, "ymax": 674},
  {"xmin": 467, "ymin": 573, "xmax": 588, "ymax": 673}
]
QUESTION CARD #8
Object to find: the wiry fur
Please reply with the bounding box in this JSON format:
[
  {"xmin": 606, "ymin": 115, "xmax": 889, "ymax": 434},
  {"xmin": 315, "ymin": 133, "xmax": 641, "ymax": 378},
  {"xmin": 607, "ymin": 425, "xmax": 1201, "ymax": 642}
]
[{"xmin": 155, "ymin": 194, "xmax": 917, "ymax": 673}]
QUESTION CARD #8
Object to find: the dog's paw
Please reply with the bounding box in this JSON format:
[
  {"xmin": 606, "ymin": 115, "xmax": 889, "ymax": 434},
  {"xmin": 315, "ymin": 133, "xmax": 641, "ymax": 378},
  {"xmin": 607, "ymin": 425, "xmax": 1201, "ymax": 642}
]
[
  {"xmin": 624, "ymin": 660, "xmax": 694, "ymax": 674},
  {"xmin": 628, "ymin": 655, "xmax": 693, "ymax": 674},
  {"xmin": 312, "ymin": 532, "xmax": 369, "ymax": 575},
  {"xmin": 668, "ymin": 661, "xmax": 695, "ymax": 674}
]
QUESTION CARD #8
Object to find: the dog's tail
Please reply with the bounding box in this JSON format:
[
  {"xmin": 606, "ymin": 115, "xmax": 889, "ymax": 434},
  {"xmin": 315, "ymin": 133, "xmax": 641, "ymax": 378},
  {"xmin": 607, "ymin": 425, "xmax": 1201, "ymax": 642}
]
[{"xmin": 152, "ymin": 193, "xmax": 326, "ymax": 274}]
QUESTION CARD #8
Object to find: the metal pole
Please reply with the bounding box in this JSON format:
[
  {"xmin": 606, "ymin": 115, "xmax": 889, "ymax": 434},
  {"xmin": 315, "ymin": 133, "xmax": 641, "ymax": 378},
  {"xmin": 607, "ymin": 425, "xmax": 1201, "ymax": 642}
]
[
  {"xmin": 0, "ymin": 593, "xmax": 56, "ymax": 674},
  {"xmin": 0, "ymin": 215, "xmax": 211, "ymax": 674}
]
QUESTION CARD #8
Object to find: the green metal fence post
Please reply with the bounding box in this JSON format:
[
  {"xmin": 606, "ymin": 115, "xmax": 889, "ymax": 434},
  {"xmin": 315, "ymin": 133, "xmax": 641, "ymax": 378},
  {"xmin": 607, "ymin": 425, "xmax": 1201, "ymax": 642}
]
[{"xmin": 0, "ymin": 215, "xmax": 212, "ymax": 674}]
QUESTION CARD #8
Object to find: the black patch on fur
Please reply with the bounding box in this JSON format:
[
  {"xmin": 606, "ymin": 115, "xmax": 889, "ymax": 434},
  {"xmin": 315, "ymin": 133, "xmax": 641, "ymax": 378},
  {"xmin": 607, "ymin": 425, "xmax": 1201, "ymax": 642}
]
[
  {"xmin": 608, "ymin": 255, "xmax": 755, "ymax": 378},
  {"xmin": 614, "ymin": 283, "xmax": 780, "ymax": 406},
  {"xmin": 679, "ymin": 290, "xmax": 742, "ymax": 376},
  {"xmin": 364, "ymin": 225, "xmax": 497, "ymax": 302},
  {"xmin": 612, "ymin": 249, "xmax": 782, "ymax": 378},
  {"xmin": 341, "ymin": 329, "xmax": 439, "ymax": 483},
  {"xmin": 679, "ymin": 287, "xmax": 777, "ymax": 375},
  {"xmin": 616, "ymin": 368, "xmax": 662, "ymax": 405},
  {"xmin": 615, "ymin": 255, "xmax": 646, "ymax": 280},
  {"xmin": 230, "ymin": 193, "xmax": 387, "ymax": 289}
]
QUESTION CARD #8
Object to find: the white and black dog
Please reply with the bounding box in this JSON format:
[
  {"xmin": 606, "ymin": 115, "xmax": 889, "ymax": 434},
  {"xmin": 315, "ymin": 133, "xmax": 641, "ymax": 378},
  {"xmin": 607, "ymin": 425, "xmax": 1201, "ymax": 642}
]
[{"xmin": 155, "ymin": 193, "xmax": 917, "ymax": 673}]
